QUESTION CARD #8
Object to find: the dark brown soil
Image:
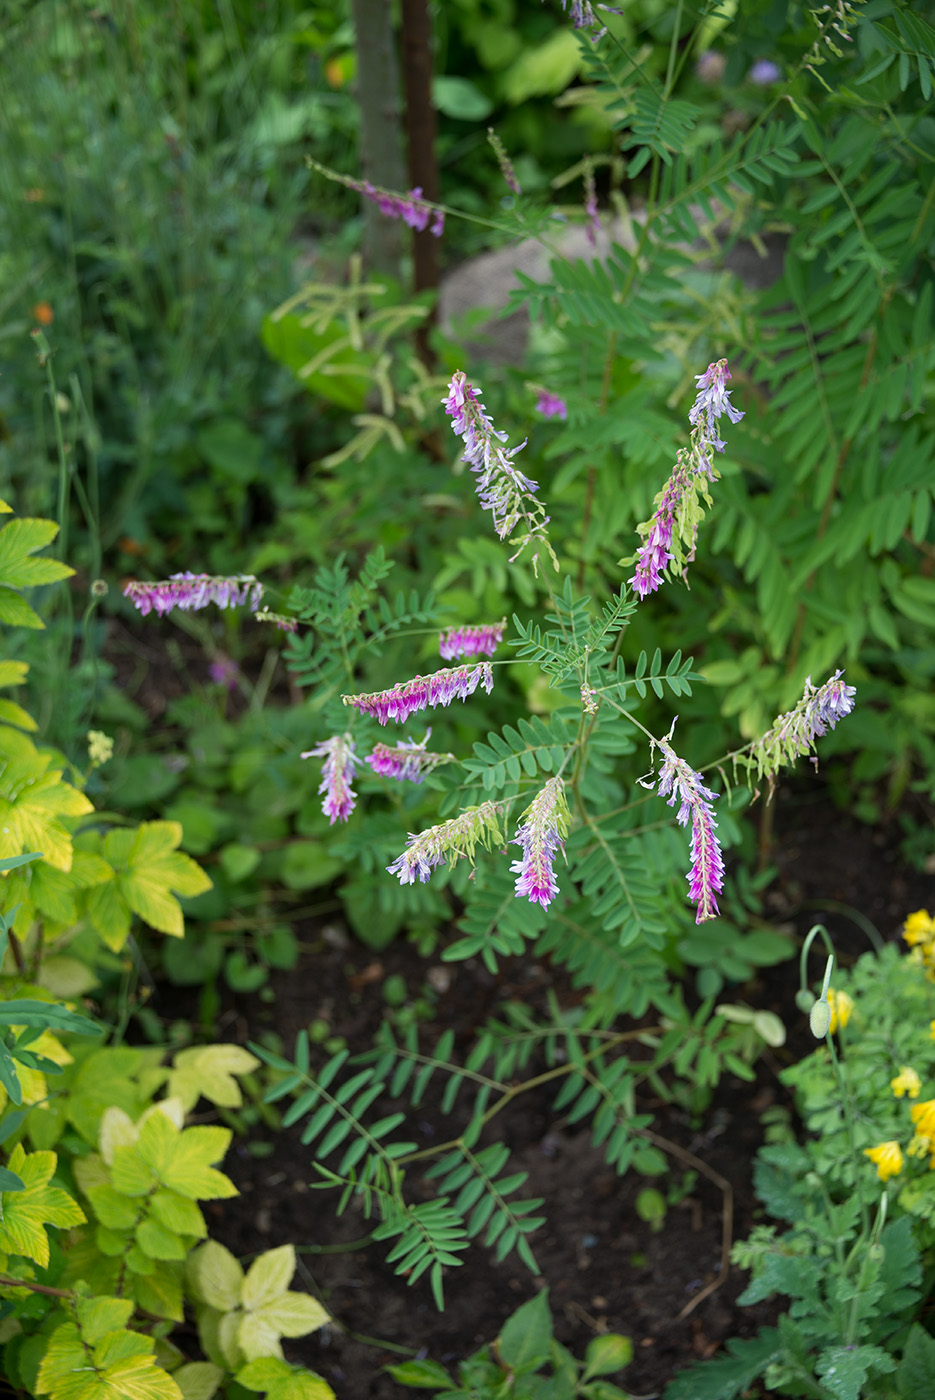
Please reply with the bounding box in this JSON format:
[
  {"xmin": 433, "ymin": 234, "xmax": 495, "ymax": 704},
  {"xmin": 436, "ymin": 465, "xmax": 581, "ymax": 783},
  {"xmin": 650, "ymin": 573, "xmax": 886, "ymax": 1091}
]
[{"xmin": 179, "ymin": 782, "xmax": 933, "ymax": 1399}]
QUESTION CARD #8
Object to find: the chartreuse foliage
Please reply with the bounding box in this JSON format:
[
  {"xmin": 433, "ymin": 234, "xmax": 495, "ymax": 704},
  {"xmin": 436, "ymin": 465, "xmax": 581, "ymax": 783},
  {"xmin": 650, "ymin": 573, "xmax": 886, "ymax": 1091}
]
[
  {"xmin": 389, "ymin": 1288, "xmax": 633, "ymax": 1398},
  {"xmin": 0, "ymin": 507, "xmax": 333, "ymax": 1398}
]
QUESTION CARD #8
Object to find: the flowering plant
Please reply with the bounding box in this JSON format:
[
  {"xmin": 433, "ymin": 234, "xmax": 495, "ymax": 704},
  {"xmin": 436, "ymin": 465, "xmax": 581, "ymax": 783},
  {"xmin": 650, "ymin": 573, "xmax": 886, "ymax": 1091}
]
[{"xmin": 669, "ymin": 915, "xmax": 935, "ymax": 1400}]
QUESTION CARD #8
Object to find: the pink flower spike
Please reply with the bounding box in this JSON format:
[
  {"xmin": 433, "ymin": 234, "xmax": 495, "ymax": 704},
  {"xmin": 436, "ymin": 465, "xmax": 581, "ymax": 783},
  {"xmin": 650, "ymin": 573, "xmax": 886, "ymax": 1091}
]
[
  {"xmin": 387, "ymin": 801, "xmax": 505, "ymax": 886},
  {"xmin": 301, "ymin": 733, "xmax": 361, "ymax": 825},
  {"xmin": 124, "ymin": 573, "xmax": 263, "ymax": 618},
  {"xmin": 510, "ymin": 777, "xmax": 571, "ymax": 909},
  {"xmin": 439, "ymin": 621, "xmax": 505, "ymax": 661},
  {"xmin": 343, "ymin": 662, "xmax": 494, "ymax": 726},
  {"xmin": 365, "ymin": 732, "xmax": 454, "ymax": 784},
  {"xmin": 649, "ymin": 737, "xmax": 725, "ymax": 923}
]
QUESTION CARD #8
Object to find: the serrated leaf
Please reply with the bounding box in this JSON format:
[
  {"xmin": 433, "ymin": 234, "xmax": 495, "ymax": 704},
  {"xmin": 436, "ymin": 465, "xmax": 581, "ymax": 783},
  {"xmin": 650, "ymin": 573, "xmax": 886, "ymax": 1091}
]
[
  {"xmin": 107, "ymin": 822, "xmax": 212, "ymax": 938},
  {"xmin": 172, "ymin": 1361, "xmax": 224, "ymax": 1400},
  {"xmin": 0, "ymin": 1144, "xmax": 85, "ymax": 1266},
  {"xmin": 239, "ymin": 1293, "xmax": 330, "ymax": 1361},
  {"xmin": 166, "ymin": 1045, "xmax": 260, "ymax": 1112},
  {"xmin": 189, "ymin": 1240, "xmax": 244, "ymax": 1311},
  {"xmin": 162, "ymin": 1127, "xmax": 236, "ymax": 1202},
  {"xmin": 241, "ymin": 1244, "xmax": 296, "ymax": 1310}
]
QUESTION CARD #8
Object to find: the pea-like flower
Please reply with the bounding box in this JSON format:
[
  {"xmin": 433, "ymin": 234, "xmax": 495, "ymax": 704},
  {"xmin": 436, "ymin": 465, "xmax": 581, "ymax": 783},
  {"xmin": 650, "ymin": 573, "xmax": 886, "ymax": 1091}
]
[
  {"xmin": 510, "ymin": 777, "xmax": 570, "ymax": 909},
  {"xmin": 643, "ymin": 736, "xmax": 725, "ymax": 924},
  {"xmin": 864, "ymin": 1141, "xmax": 904, "ymax": 1182},
  {"xmin": 891, "ymin": 1066, "xmax": 921, "ymax": 1099},
  {"xmin": 124, "ymin": 572, "xmax": 263, "ymax": 618},
  {"xmin": 627, "ymin": 359, "xmax": 743, "ymax": 600},
  {"xmin": 439, "ymin": 621, "xmax": 505, "ymax": 662},
  {"xmin": 301, "ymin": 733, "xmax": 361, "ymax": 825},
  {"xmin": 365, "ymin": 733, "xmax": 454, "ymax": 784},
  {"xmin": 746, "ymin": 671, "xmax": 857, "ymax": 789},
  {"xmin": 343, "ymin": 662, "xmax": 493, "ymax": 726},
  {"xmin": 387, "ymin": 802, "xmax": 505, "ymax": 886}
]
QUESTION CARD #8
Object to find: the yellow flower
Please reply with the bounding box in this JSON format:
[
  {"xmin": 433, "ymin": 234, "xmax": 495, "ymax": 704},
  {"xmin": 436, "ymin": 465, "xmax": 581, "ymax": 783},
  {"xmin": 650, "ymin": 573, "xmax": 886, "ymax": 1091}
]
[
  {"xmin": 911, "ymin": 1099, "xmax": 935, "ymax": 1140},
  {"xmin": 891, "ymin": 1066, "xmax": 922, "ymax": 1099},
  {"xmin": 827, "ymin": 987, "xmax": 853, "ymax": 1034},
  {"xmin": 903, "ymin": 910, "xmax": 935, "ymax": 948},
  {"xmin": 864, "ymin": 1141, "xmax": 904, "ymax": 1182},
  {"xmin": 930, "ymin": 1019, "xmax": 935, "ymax": 1043}
]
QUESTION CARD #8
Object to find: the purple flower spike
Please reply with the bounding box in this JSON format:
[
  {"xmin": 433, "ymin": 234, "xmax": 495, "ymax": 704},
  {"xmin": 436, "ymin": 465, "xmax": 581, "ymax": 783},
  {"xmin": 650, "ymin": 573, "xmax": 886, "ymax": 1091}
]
[
  {"xmin": 648, "ymin": 737, "xmax": 724, "ymax": 923},
  {"xmin": 535, "ymin": 391, "xmax": 568, "ymax": 421},
  {"xmin": 365, "ymin": 732, "xmax": 454, "ymax": 784},
  {"xmin": 444, "ymin": 371, "xmax": 555, "ymax": 571},
  {"xmin": 510, "ymin": 777, "xmax": 571, "ymax": 909},
  {"xmin": 343, "ymin": 661, "xmax": 494, "ymax": 726},
  {"xmin": 747, "ymin": 670, "xmax": 857, "ymax": 786},
  {"xmin": 124, "ymin": 573, "xmax": 263, "ymax": 618},
  {"xmin": 387, "ymin": 801, "xmax": 505, "ymax": 886},
  {"xmin": 301, "ymin": 733, "xmax": 361, "ymax": 825},
  {"xmin": 353, "ymin": 179, "xmax": 444, "ymax": 238},
  {"xmin": 439, "ymin": 621, "xmax": 505, "ymax": 661},
  {"xmin": 627, "ymin": 358, "xmax": 744, "ymax": 601}
]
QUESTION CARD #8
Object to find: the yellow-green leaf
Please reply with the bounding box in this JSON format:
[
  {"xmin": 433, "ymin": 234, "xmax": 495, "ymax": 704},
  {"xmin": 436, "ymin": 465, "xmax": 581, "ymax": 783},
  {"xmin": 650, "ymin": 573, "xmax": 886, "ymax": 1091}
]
[
  {"xmin": 167, "ymin": 1045, "xmax": 260, "ymax": 1112},
  {"xmin": 0, "ymin": 662, "xmax": 28, "ymax": 688},
  {"xmin": 0, "ymin": 1146, "xmax": 85, "ymax": 1267},
  {"xmin": 188, "ymin": 1240, "xmax": 243, "ymax": 1312},
  {"xmin": 162, "ymin": 1127, "xmax": 236, "ymax": 1202},
  {"xmin": 110, "ymin": 1145, "xmax": 156, "ymax": 1198},
  {"xmin": 241, "ymin": 1245, "xmax": 296, "ymax": 1311},
  {"xmin": 136, "ymin": 1110, "xmax": 179, "ymax": 1180},
  {"xmin": 149, "ymin": 1189, "xmax": 206, "ymax": 1239},
  {"xmin": 115, "ymin": 822, "xmax": 212, "ymax": 938},
  {"xmin": 0, "ymin": 518, "xmax": 73, "ymax": 589},
  {"xmin": 137, "ymin": 1217, "xmax": 187, "ymax": 1261},
  {"xmin": 86, "ymin": 1183, "xmax": 140, "ymax": 1231},
  {"xmin": 131, "ymin": 1260, "xmax": 184, "ymax": 1323},
  {"xmin": 75, "ymin": 1296, "xmax": 135, "ymax": 1346},
  {"xmin": 237, "ymin": 1357, "xmax": 336, "ymax": 1400},
  {"xmin": 173, "ymin": 1361, "xmax": 224, "ymax": 1400},
  {"xmin": 0, "ymin": 699, "xmax": 37, "ymax": 731},
  {"xmin": 86, "ymin": 879, "xmax": 132, "ymax": 952},
  {"xmin": 238, "ymin": 1293, "xmax": 330, "ymax": 1362}
]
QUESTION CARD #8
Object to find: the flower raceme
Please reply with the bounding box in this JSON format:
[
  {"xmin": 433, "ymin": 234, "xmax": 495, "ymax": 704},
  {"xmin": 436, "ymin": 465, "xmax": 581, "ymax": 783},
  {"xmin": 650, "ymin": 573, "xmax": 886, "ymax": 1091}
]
[
  {"xmin": 510, "ymin": 777, "xmax": 570, "ymax": 909},
  {"xmin": 644, "ymin": 736, "xmax": 724, "ymax": 923},
  {"xmin": 365, "ymin": 733, "xmax": 454, "ymax": 784},
  {"xmin": 439, "ymin": 622, "xmax": 505, "ymax": 662},
  {"xmin": 891, "ymin": 1066, "xmax": 921, "ymax": 1099},
  {"xmin": 302, "ymin": 733, "xmax": 361, "ymax": 825},
  {"xmin": 444, "ymin": 371, "xmax": 556, "ymax": 572},
  {"xmin": 124, "ymin": 572, "xmax": 263, "ymax": 617},
  {"xmin": 343, "ymin": 662, "xmax": 493, "ymax": 726},
  {"xmin": 747, "ymin": 670, "xmax": 857, "ymax": 787},
  {"xmin": 627, "ymin": 359, "xmax": 744, "ymax": 600},
  {"xmin": 387, "ymin": 802, "xmax": 506, "ymax": 886}
]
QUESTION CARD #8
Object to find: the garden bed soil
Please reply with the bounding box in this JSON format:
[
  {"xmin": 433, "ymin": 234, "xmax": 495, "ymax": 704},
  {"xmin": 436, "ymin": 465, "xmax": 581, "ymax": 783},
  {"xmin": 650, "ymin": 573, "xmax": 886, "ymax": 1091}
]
[{"xmin": 181, "ymin": 787, "xmax": 933, "ymax": 1399}]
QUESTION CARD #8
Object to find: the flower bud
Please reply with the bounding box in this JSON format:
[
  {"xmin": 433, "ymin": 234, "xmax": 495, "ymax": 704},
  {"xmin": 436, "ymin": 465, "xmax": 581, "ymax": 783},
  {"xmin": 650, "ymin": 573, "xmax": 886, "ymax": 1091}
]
[{"xmin": 809, "ymin": 998, "xmax": 832, "ymax": 1038}]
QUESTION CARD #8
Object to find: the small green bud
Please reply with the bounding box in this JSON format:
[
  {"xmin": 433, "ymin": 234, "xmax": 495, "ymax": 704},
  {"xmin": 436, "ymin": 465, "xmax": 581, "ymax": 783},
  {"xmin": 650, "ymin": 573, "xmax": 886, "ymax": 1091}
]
[
  {"xmin": 809, "ymin": 998, "xmax": 832, "ymax": 1038},
  {"xmin": 795, "ymin": 988, "xmax": 815, "ymax": 1014}
]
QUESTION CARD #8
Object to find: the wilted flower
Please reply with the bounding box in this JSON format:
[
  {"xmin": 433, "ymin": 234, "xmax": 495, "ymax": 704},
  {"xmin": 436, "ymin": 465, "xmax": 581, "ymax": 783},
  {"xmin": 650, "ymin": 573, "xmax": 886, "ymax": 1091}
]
[
  {"xmin": 343, "ymin": 662, "xmax": 493, "ymax": 726},
  {"xmin": 627, "ymin": 360, "xmax": 743, "ymax": 600},
  {"xmin": 583, "ymin": 161, "xmax": 600, "ymax": 246},
  {"xmin": 644, "ymin": 735, "xmax": 724, "ymax": 923},
  {"xmin": 387, "ymin": 801, "xmax": 505, "ymax": 885},
  {"xmin": 439, "ymin": 621, "xmax": 505, "ymax": 661},
  {"xmin": 488, "ymin": 127, "xmax": 521, "ymax": 195},
  {"xmin": 365, "ymin": 732, "xmax": 454, "ymax": 784},
  {"xmin": 696, "ymin": 50, "xmax": 726, "ymax": 83},
  {"xmin": 864, "ymin": 1140, "xmax": 903, "ymax": 1182},
  {"xmin": 124, "ymin": 573, "xmax": 263, "ymax": 618},
  {"xmin": 510, "ymin": 776, "xmax": 571, "ymax": 908},
  {"xmin": 891, "ymin": 1066, "xmax": 921, "ymax": 1099},
  {"xmin": 535, "ymin": 391, "xmax": 568, "ymax": 421},
  {"xmin": 746, "ymin": 671, "xmax": 856, "ymax": 787},
  {"xmin": 444, "ymin": 371, "xmax": 556, "ymax": 572},
  {"xmin": 255, "ymin": 608, "xmax": 298, "ymax": 633},
  {"xmin": 302, "ymin": 733, "xmax": 361, "ymax": 825}
]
